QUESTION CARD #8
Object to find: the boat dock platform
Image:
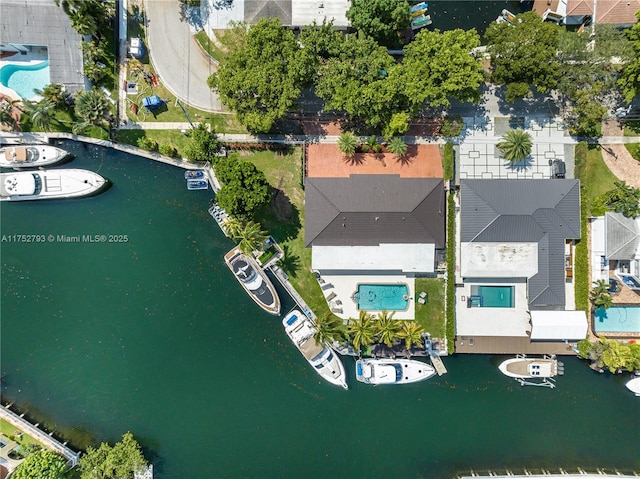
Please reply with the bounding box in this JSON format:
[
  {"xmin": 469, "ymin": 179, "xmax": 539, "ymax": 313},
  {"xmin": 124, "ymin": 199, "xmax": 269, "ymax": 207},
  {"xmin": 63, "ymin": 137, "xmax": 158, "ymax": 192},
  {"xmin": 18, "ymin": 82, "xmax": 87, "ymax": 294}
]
[
  {"xmin": 270, "ymin": 264, "xmax": 316, "ymax": 321},
  {"xmin": 458, "ymin": 469, "xmax": 640, "ymax": 478},
  {"xmin": 208, "ymin": 202, "xmax": 230, "ymax": 237},
  {"xmin": 430, "ymin": 354, "xmax": 447, "ymax": 376},
  {"xmin": 0, "ymin": 404, "xmax": 81, "ymax": 467}
]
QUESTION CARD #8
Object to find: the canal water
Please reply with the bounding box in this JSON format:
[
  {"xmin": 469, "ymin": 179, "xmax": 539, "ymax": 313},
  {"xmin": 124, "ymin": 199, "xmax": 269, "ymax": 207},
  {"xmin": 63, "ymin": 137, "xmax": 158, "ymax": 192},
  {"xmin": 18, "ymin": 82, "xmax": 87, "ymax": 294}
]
[{"xmin": 1, "ymin": 141, "xmax": 639, "ymax": 479}]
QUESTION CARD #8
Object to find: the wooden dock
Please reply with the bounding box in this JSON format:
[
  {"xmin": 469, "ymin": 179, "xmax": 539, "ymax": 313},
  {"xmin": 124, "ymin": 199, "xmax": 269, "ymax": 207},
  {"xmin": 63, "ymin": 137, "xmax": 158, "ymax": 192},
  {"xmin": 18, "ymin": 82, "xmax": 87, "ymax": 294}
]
[{"xmin": 430, "ymin": 354, "xmax": 447, "ymax": 376}]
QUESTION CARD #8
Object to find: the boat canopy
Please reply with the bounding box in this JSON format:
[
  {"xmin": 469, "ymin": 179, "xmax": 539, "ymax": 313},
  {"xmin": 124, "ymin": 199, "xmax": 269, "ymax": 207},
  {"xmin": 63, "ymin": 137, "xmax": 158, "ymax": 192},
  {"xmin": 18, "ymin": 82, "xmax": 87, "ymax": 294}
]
[{"xmin": 529, "ymin": 310, "xmax": 588, "ymax": 340}]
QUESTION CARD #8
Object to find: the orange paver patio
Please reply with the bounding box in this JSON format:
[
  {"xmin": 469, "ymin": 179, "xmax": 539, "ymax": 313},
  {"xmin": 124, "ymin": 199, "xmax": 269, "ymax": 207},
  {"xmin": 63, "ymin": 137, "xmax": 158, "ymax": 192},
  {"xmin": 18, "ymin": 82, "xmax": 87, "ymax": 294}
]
[{"xmin": 306, "ymin": 143, "xmax": 443, "ymax": 178}]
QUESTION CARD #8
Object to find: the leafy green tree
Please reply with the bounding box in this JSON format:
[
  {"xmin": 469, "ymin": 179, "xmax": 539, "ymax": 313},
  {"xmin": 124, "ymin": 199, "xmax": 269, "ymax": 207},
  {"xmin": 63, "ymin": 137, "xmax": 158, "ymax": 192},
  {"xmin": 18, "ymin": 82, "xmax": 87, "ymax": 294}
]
[
  {"xmin": 387, "ymin": 137, "xmax": 408, "ymax": 157},
  {"xmin": 400, "ymin": 28, "xmax": 484, "ymax": 113},
  {"xmin": 12, "ymin": 449, "xmax": 66, "ymax": 479},
  {"xmin": 75, "ymin": 89, "xmax": 110, "ymax": 126},
  {"xmin": 505, "ymin": 82, "xmax": 531, "ymax": 103},
  {"xmin": 578, "ymin": 338, "xmax": 640, "ymax": 373},
  {"xmin": 374, "ymin": 310, "xmax": 400, "ymax": 347},
  {"xmin": 22, "ymin": 98, "xmax": 57, "ymax": 131},
  {"xmin": 619, "ymin": 11, "xmax": 640, "ymax": 103},
  {"xmin": 79, "ymin": 432, "xmax": 146, "ymax": 479},
  {"xmin": 296, "ymin": 20, "xmax": 344, "ymax": 87},
  {"xmin": 184, "ymin": 124, "xmax": 221, "ymax": 163},
  {"xmin": 208, "ymin": 19, "xmax": 304, "ymax": 133},
  {"xmin": 35, "ymin": 83, "xmax": 67, "ymax": 108},
  {"xmin": 346, "ymin": 0, "xmax": 411, "ymax": 48},
  {"xmin": 604, "ymin": 181, "xmax": 640, "ymax": 218},
  {"xmin": 397, "ymin": 320, "xmax": 425, "ymax": 350},
  {"xmin": 347, "ymin": 311, "xmax": 376, "ymax": 353},
  {"xmin": 383, "ymin": 111, "xmax": 410, "ymax": 139},
  {"xmin": 231, "ymin": 220, "xmax": 268, "ymax": 255},
  {"xmin": 314, "ymin": 312, "xmax": 345, "ymax": 345},
  {"xmin": 215, "ymin": 156, "xmax": 271, "ymax": 219},
  {"xmin": 338, "ymin": 132, "xmax": 359, "ymax": 158},
  {"xmin": 566, "ymin": 84, "xmax": 607, "ymax": 137},
  {"xmin": 591, "ymin": 280, "xmax": 613, "ymax": 309},
  {"xmin": 0, "ymin": 98, "xmax": 20, "ymax": 130},
  {"xmin": 497, "ymin": 129, "xmax": 533, "ymax": 162},
  {"xmin": 485, "ymin": 11, "xmax": 561, "ymax": 93}
]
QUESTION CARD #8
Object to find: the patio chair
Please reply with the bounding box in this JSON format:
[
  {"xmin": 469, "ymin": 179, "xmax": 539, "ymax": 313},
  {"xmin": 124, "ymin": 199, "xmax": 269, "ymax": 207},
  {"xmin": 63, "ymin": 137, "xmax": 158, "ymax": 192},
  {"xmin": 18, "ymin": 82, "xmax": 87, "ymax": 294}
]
[
  {"xmin": 326, "ymin": 291, "xmax": 337, "ymax": 302},
  {"xmin": 321, "ymin": 283, "xmax": 334, "ymax": 290},
  {"xmin": 331, "ymin": 307, "xmax": 343, "ymax": 314}
]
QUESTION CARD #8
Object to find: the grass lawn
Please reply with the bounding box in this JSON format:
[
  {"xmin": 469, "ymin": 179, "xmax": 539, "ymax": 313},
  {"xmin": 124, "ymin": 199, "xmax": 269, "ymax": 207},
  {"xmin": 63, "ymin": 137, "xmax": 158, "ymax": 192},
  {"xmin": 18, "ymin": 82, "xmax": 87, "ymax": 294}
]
[
  {"xmin": 624, "ymin": 119, "xmax": 640, "ymax": 137},
  {"xmin": 414, "ymin": 278, "xmax": 445, "ymax": 338},
  {"xmin": 625, "ymin": 143, "xmax": 640, "ymax": 161},
  {"xmin": 194, "ymin": 30, "xmax": 225, "ymax": 63},
  {"xmin": 0, "ymin": 419, "xmax": 42, "ymax": 448},
  {"xmin": 115, "ymin": 129, "xmax": 192, "ymax": 157}
]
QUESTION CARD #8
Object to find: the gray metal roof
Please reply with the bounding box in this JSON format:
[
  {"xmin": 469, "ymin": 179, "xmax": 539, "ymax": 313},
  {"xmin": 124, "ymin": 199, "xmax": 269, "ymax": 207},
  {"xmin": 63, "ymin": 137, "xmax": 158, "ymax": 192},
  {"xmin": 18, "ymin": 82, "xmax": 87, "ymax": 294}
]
[
  {"xmin": 461, "ymin": 179, "xmax": 581, "ymax": 309},
  {"xmin": 245, "ymin": 0, "xmax": 292, "ymax": 25},
  {"xmin": 305, "ymin": 175, "xmax": 445, "ymax": 248},
  {"xmin": 0, "ymin": 0, "xmax": 84, "ymax": 92},
  {"xmin": 606, "ymin": 211, "xmax": 640, "ymax": 259}
]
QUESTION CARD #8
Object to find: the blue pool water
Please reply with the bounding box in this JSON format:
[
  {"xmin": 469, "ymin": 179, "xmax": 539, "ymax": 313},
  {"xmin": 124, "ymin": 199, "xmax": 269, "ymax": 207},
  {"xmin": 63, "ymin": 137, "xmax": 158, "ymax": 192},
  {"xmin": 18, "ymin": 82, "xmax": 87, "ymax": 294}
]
[
  {"xmin": 355, "ymin": 284, "xmax": 409, "ymax": 311},
  {"xmin": 470, "ymin": 285, "xmax": 514, "ymax": 308},
  {"xmin": 594, "ymin": 306, "xmax": 640, "ymax": 333},
  {"xmin": 0, "ymin": 60, "xmax": 50, "ymax": 100}
]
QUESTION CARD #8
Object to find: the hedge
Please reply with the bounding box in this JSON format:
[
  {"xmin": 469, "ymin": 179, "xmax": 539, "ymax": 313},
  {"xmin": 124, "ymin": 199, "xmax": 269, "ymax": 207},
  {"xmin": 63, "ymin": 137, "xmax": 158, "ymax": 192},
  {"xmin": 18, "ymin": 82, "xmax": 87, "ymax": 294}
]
[
  {"xmin": 443, "ymin": 142, "xmax": 454, "ymax": 181},
  {"xmin": 445, "ymin": 192, "xmax": 456, "ymax": 353}
]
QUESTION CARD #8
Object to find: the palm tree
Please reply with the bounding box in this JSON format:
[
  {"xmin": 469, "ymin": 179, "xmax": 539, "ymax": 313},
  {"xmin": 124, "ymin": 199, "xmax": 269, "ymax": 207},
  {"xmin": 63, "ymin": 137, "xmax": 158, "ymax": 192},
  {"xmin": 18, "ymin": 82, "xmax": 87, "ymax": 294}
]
[
  {"xmin": 387, "ymin": 137, "xmax": 408, "ymax": 158},
  {"xmin": 592, "ymin": 290, "xmax": 613, "ymax": 310},
  {"xmin": 314, "ymin": 312, "xmax": 344, "ymax": 345},
  {"xmin": 497, "ymin": 128, "xmax": 533, "ymax": 162},
  {"xmin": 397, "ymin": 321, "xmax": 425, "ymax": 350},
  {"xmin": 74, "ymin": 89, "xmax": 109, "ymax": 126},
  {"xmin": 23, "ymin": 99, "xmax": 56, "ymax": 131},
  {"xmin": 374, "ymin": 310, "xmax": 400, "ymax": 348},
  {"xmin": 34, "ymin": 84, "xmax": 67, "ymax": 108},
  {"xmin": 222, "ymin": 216, "xmax": 243, "ymax": 239},
  {"xmin": 605, "ymin": 181, "xmax": 640, "ymax": 218},
  {"xmin": 338, "ymin": 132, "xmax": 358, "ymax": 158},
  {"xmin": 592, "ymin": 279, "xmax": 609, "ymax": 296},
  {"xmin": 347, "ymin": 311, "xmax": 376, "ymax": 353},
  {"xmin": 235, "ymin": 221, "xmax": 268, "ymax": 255},
  {"xmin": 0, "ymin": 98, "xmax": 20, "ymax": 130}
]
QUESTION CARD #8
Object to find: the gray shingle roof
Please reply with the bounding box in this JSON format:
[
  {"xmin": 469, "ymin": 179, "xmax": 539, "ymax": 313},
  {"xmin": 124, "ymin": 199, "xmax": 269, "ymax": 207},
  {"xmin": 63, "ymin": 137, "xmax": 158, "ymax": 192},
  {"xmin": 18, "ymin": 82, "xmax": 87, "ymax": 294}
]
[
  {"xmin": 305, "ymin": 175, "xmax": 445, "ymax": 248},
  {"xmin": 606, "ymin": 211, "xmax": 640, "ymax": 259},
  {"xmin": 244, "ymin": 0, "xmax": 292, "ymax": 25},
  {"xmin": 461, "ymin": 179, "xmax": 581, "ymax": 309}
]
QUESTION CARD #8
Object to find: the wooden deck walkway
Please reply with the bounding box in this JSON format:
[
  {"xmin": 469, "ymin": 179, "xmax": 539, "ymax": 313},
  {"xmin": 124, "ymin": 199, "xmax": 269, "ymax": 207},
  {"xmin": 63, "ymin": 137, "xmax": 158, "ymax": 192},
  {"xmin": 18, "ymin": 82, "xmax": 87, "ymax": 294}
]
[
  {"xmin": 430, "ymin": 354, "xmax": 448, "ymax": 376},
  {"xmin": 455, "ymin": 336, "xmax": 578, "ymax": 355}
]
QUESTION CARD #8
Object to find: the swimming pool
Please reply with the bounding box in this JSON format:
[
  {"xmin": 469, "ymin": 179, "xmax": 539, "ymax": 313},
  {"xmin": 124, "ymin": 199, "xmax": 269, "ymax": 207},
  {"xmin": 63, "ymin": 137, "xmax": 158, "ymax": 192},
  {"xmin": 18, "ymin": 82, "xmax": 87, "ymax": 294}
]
[
  {"xmin": 594, "ymin": 306, "xmax": 640, "ymax": 333},
  {"xmin": 354, "ymin": 284, "xmax": 409, "ymax": 311},
  {"xmin": 469, "ymin": 285, "xmax": 514, "ymax": 308},
  {"xmin": 0, "ymin": 60, "xmax": 50, "ymax": 100}
]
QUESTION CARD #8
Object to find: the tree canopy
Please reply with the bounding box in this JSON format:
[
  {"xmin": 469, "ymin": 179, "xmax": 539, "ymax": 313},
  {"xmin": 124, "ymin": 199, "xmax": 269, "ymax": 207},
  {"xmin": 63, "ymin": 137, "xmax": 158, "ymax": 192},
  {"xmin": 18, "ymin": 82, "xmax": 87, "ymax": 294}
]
[
  {"xmin": 485, "ymin": 11, "xmax": 561, "ymax": 94},
  {"xmin": 79, "ymin": 432, "xmax": 147, "ymax": 479},
  {"xmin": 346, "ymin": 0, "xmax": 411, "ymax": 48},
  {"xmin": 208, "ymin": 19, "xmax": 305, "ymax": 133},
  {"xmin": 619, "ymin": 11, "xmax": 640, "ymax": 103},
  {"xmin": 184, "ymin": 124, "xmax": 221, "ymax": 164},
  {"xmin": 214, "ymin": 155, "xmax": 271, "ymax": 218},
  {"xmin": 12, "ymin": 449, "xmax": 66, "ymax": 479}
]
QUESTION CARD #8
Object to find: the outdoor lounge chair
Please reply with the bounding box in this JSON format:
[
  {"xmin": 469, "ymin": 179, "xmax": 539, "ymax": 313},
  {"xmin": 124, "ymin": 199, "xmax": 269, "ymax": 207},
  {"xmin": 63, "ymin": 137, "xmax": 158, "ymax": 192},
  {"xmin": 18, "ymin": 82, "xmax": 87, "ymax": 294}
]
[
  {"xmin": 326, "ymin": 291, "xmax": 337, "ymax": 302},
  {"xmin": 321, "ymin": 283, "xmax": 334, "ymax": 290},
  {"xmin": 331, "ymin": 307, "xmax": 343, "ymax": 314}
]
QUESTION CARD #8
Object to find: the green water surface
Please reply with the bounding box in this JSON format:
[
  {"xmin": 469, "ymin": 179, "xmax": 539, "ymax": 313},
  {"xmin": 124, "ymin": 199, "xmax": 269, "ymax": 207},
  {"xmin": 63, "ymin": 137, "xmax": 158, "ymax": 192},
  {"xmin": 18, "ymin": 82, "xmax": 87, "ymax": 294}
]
[{"xmin": 1, "ymin": 141, "xmax": 639, "ymax": 479}]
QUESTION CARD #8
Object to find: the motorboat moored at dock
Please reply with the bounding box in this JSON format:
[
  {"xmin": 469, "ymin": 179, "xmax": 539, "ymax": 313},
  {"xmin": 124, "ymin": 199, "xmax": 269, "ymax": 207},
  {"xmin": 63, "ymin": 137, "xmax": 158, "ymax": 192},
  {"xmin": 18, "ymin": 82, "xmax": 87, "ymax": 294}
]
[
  {"xmin": 184, "ymin": 170, "xmax": 205, "ymax": 179},
  {"xmin": 224, "ymin": 247, "xmax": 281, "ymax": 315},
  {"xmin": 282, "ymin": 310, "xmax": 348, "ymax": 389},
  {"xmin": 186, "ymin": 179, "xmax": 208, "ymax": 190},
  {"xmin": 355, "ymin": 358, "xmax": 436, "ymax": 385},
  {"xmin": 626, "ymin": 377, "xmax": 640, "ymax": 396},
  {"xmin": 0, "ymin": 169, "xmax": 109, "ymax": 201},
  {"xmin": 0, "ymin": 145, "xmax": 70, "ymax": 169},
  {"xmin": 498, "ymin": 354, "xmax": 563, "ymax": 388}
]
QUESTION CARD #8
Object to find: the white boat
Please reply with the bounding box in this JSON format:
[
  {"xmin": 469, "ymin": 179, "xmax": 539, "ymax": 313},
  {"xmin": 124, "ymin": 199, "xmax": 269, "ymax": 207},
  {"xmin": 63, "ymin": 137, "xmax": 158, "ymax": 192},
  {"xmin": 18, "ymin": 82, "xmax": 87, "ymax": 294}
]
[
  {"xmin": 224, "ymin": 247, "xmax": 280, "ymax": 315},
  {"xmin": 0, "ymin": 145, "xmax": 69, "ymax": 169},
  {"xmin": 355, "ymin": 358, "xmax": 436, "ymax": 385},
  {"xmin": 626, "ymin": 377, "xmax": 640, "ymax": 396},
  {"xmin": 0, "ymin": 169, "xmax": 109, "ymax": 201},
  {"xmin": 496, "ymin": 9, "xmax": 516, "ymax": 24},
  {"xmin": 498, "ymin": 354, "xmax": 563, "ymax": 387},
  {"xmin": 282, "ymin": 310, "xmax": 348, "ymax": 389}
]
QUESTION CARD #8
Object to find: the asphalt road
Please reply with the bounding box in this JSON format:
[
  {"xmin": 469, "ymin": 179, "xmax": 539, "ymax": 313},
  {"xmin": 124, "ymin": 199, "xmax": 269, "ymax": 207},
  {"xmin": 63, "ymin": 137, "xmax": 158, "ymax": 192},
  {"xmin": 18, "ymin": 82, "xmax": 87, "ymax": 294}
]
[{"xmin": 144, "ymin": 0, "xmax": 223, "ymax": 112}]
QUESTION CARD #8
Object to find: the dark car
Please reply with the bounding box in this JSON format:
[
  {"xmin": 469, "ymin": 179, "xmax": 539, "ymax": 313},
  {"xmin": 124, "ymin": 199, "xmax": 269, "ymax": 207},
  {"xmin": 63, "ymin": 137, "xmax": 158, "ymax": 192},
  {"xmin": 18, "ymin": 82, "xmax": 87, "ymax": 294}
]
[
  {"xmin": 608, "ymin": 278, "xmax": 619, "ymax": 294},
  {"xmin": 552, "ymin": 160, "xmax": 566, "ymax": 179}
]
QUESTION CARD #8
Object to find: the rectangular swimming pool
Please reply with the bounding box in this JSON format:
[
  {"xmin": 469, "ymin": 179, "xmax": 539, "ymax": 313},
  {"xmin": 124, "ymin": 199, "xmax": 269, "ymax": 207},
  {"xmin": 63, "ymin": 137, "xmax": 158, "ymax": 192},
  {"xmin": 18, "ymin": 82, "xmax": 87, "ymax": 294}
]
[
  {"xmin": 354, "ymin": 284, "xmax": 409, "ymax": 311},
  {"xmin": 594, "ymin": 306, "xmax": 640, "ymax": 333},
  {"xmin": 470, "ymin": 285, "xmax": 514, "ymax": 308}
]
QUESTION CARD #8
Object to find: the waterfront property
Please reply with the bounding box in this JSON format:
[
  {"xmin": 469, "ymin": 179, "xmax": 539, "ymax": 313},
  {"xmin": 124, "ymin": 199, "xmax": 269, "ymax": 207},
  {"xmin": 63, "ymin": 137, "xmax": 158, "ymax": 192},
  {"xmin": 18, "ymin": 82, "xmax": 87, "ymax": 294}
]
[
  {"xmin": 455, "ymin": 179, "xmax": 586, "ymax": 353},
  {"xmin": 0, "ymin": 57, "xmax": 50, "ymax": 101},
  {"xmin": 304, "ymin": 143, "xmax": 445, "ymax": 320},
  {"xmin": 594, "ymin": 306, "xmax": 640, "ymax": 334}
]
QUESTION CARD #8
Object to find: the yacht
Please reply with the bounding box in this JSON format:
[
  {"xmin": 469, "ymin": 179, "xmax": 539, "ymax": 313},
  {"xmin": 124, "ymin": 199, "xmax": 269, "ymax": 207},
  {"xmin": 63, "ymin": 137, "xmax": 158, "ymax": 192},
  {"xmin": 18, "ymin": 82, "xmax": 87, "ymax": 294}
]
[
  {"xmin": 355, "ymin": 358, "xmax": 436, "ymax": 385},
  {"xmin": 224, "ymin": 247, "xmax": 280, "ymax": 315},
  {"xmin": 498, "ymin": 354, "xmax": 563, "ymax": 387},
  {"xmin": 1, "ymin": 169, "xmax": 109, "ymax": 201},
  {"xmin": 282, "ymin": 310, "xmax": 348, "ymax": 389},
  {"xmin": 0, "ymin": 145, "xmax": 69, "ymax": 169},
  {"xmin": 626, "ymin": 377, "xmax": 640, "ymax": 396}
]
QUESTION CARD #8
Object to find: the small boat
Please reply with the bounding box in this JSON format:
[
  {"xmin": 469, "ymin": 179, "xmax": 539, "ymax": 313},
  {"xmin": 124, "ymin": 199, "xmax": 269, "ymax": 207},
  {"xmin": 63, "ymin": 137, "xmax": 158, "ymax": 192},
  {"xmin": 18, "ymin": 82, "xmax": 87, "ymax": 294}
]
[
  {"xmin": 184, "ymin": 170, "xmax": 205, "ymax": 180},
  {"xmin": 282, "ymin": 310, "xmax": 348, "ymax": 390},
  {"xmin": 1, "ymin": 169, "xmax": 109, "ymax": 201},
  {"xmin": 224, "ymin": 247, "xmax": 281, "ymax": 315},
  {"xmin": 498, "ymin": 354, "xmax": 563, "ymax": 387},
  {"xmin": 186, "ymin": 179, "xmax": 208, "ymax": 190},
  {"xmin": 410, "ymin": 2, "xmax": 428, "ymax": 17},
  {"xmin": 626, "ymin": 377, "xmax": 640, "ymax": 396},
  {"xmin": 356, "ymin": 358, "xmax": 436, "ymax": 385},
  {"xmin": 0, "ymin": 145, "xmax": 69, "ymax": 169},
  {"xmin": 496, "ymin": 9, "xmax": 516, "ymax": 24},
  {"xmin": 411, "ymin": 13, "xmax": 432, "ymax": 30}
]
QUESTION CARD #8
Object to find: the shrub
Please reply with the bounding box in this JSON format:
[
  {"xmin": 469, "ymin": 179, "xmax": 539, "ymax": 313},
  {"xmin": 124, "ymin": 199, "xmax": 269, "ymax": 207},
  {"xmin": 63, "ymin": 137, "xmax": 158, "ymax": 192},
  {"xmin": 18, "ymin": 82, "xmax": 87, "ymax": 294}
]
[
  {"xmin": 137, "ymin": 136, "xmax": 158, "ymax": 151},
  {"xmin": 574, "ymin": 189, "xmax": 590, "ymax": 313},
  {"xmin": 440, "ymin": 115, "xmax": 464, "ymax": 137},
  {"xmin": 159, "ymin": 143, "xmax": 178, "ymax": 157},
  {"xmin": 443, "ymin": 142, "xmax": 454, "ymax": 181},
  {"xmin": 625, "ymin": 143, "xmax": 640, "ymax": 161},
  {"xmin": 505, "ymin": 82, "xmax": 530, "ymax": 103}
]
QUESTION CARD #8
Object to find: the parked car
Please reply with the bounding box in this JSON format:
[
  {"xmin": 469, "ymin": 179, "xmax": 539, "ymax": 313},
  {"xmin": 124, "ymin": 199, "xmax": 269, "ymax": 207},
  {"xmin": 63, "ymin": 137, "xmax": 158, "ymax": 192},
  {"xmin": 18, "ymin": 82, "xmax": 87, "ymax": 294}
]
[{"xmin": 552, "ymin": 160, "xmax": 566, "ymax": 179}]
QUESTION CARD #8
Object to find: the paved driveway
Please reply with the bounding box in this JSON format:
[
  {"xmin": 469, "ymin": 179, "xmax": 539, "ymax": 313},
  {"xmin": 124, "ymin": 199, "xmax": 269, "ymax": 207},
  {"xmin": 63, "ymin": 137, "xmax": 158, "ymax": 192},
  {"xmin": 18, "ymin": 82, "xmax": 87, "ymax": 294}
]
[{"xmin": 144, "ymin": 0, "xmax": 223, "ymax": 112}]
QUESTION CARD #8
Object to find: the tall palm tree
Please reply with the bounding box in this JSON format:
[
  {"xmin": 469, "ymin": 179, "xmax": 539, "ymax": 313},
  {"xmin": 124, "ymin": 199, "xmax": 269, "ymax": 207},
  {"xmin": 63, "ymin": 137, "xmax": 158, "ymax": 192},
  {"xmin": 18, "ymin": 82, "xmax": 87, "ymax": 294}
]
[
  {"xmin": 497, "ymin": 128, "xmax": 532, "ymax": 162},
  {"xmin": 338, "ymin": 132, "xmax": 358, "ymax": 158},
  {"xmin": 75, "ymin": 89, "xmax": 109, "ymax": 126},
  {"xmin": 387, "ymin": 137, "xmax": 408, "ymax": 158},
  {"xmin": 23, "ymin": 99, "xmax": 56, "ymax": 131},
  {"xmin": 347, "ymin": 311, "xmax": 376, "ymax": 353},
  {"xmin": 374, "ymin": 310, "xmax": 400, "ymax": 348},
  {"xmin": 235, "ymin": 221, "xmax": 268, "ymax": 255},
  {"xmin": 605, "ymin": 181, "xmax": 640, "ymax": 218},
  {"xmin": 591, "ymin": 279, "xmax": 609, "ymax": 296},
  {"xmin": 314, "ymin": 312, "xmax": 344, "ymax": 345},
  {"xmin": 397, "ymin": 321, "xmax": 425, "ymax": 350},
  {"xmin": 222, "ymin": 216, "xmax": 243, "ymax": 240}
]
